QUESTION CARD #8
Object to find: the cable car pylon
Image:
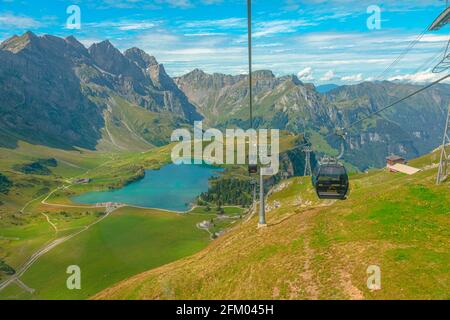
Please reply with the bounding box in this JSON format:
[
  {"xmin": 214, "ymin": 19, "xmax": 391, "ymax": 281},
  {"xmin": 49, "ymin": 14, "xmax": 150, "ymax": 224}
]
[
  {"xmin": 245, "ymin": 0, "xmax": 266, "ymax": 227},
  {"xmin": 436, "ymin": 103, "xmax": 450, "ymax": 184},
  {"xmin": 430, "ymin": 2, "xmax": 450, "ymax": 184},
  {"xmin": 303, "ymin": 146, "xmax": 312, "ymax": 176}
]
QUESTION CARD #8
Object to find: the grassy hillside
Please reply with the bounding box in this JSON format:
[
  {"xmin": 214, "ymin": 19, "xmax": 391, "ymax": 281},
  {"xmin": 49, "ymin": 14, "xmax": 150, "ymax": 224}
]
[
  {"xmin": 0, "ymin": 207, "xmax": 214, "ymax": 300},
  {"xmin": 94, "ymin": 96, "xmax": 190, "ymax": 152},
  {"xmin": 94, "ymin": 151, "xmax": 449, "ymax": 300},
  {"xmin": 0, "ymin": 141, "xmax": 170, "ymax": 282}
]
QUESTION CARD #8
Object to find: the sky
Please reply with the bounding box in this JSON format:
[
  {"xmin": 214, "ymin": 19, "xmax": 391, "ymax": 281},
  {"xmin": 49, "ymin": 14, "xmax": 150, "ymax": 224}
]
[{"xmin": 0, "ymin": 0, "xmax": 449, "ymax": 84}]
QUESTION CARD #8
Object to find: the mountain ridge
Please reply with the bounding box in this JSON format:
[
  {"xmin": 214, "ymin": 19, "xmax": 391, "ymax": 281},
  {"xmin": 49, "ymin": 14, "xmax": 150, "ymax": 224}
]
[
  {"xmin": 1, "ymin": 32, "xmax": 449, "ymax": 170},
  {"xmin": 175, "ymin": 68, "xmax": 450, "ymax": 169},
  {"xmin": 0, "ymin": 32, "xmax": 200, "ymax": 151}
]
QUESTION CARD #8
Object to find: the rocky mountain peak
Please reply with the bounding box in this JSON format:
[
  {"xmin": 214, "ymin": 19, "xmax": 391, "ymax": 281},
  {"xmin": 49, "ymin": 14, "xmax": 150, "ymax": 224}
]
[
  {"xmin": 252, "ymin": 70, "xmax": 275, "ymax": 79},
  {"xmin": 65, "ymin": 35, "xmax": 87, "ymax": 53},
  {"xmin": 23, "ymin": 31, "xmax": 39, "ymax": 43},
  {"xmin": 181, "ymin": 68, "xmax": 209, "ymax": 81},
  {"xmin": 0, "ymin": 31, "xmax": 39, "ymax": 53},
  {"xmin": 278, "ymin": 74, "xmax": 303, "ymax": 86},
  {"xmin": 191, "ymin": 68, "xmax": 207, "ymax": 76},
  {"xmin": 124, "ymin": 47, "xmax": 158, "ymax": 69},
  {"xmin": 88, "ymin": 40, "xmax": 117, "ymax": 59},
  {"xmin": 147, "ymin": 63, "xmax": 173, "ymax": 89},
  {"xmin": 89, "ymin": 40, "xmax": 141, "ymax": 77}
]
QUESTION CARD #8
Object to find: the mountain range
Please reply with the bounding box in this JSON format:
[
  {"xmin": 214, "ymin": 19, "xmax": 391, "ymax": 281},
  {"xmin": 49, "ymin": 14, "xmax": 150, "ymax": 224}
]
[
  {"xmin": 0, "ymin": 31, "xmax": 200, "ymax": 151},
  {"xmin": 1, "ymin": 32, "xmax": 449, "ymax": 169},
  {"xmin": 175, "ymin": 69, "xmax": 449, "ymax": 168}
]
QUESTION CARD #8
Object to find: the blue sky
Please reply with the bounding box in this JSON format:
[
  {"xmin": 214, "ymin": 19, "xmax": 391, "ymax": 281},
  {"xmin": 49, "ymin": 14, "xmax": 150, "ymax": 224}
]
[{"xmin": 0, "ymin": 0, "xmax": 449, "ymax": 84}]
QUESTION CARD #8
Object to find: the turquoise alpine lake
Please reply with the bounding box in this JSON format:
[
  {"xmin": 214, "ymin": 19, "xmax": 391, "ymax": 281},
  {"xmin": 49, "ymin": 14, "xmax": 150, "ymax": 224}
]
[{"xmin": 72, "ymin": 163, "xmax": 223, "ymax": 212}]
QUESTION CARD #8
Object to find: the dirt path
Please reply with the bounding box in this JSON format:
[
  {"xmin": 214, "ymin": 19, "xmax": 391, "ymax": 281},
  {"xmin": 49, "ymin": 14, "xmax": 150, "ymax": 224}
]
[
  {"xmin": 104, "ymin": 113, "xmax": 125, "ymax": 150},
  {"xmin": 196, "ymin": 223, "xmax": 214, "ymax": 240},
  {"xmin": 41, "ymin": 212, "xmax": 58, "ymax": 233}
]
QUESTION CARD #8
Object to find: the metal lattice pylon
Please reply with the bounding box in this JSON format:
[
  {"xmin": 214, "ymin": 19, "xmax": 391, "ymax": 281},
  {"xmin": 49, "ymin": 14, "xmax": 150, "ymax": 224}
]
[
  {"xmin": 431, "ymin": 2, "xmax": 450, "ymax": 72},
  {"xmin": 303, "ymin": 146, "xmax": 312, "ymax": 176},
  {"xmin": 437, "ymin": 104, "xmax": 450, "ymax": 184},
  {"xmin": 433, "ymin": 37, "xmax": 450, "ymax": 73}
]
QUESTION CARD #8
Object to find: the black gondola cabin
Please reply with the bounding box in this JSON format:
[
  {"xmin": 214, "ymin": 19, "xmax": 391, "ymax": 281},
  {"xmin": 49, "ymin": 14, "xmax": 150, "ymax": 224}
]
[
  {"xmin": 248, "ymin": 164, "xmax": 258, "ymax": 174},
  {"xmin": 312, "ymin": 162, "xmax": 349, "ymax": 200}
]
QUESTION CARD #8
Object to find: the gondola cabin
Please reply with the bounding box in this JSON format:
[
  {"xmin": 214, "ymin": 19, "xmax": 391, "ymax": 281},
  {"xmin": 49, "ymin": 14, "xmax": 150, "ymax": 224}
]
[
  {"xmin": 312, "ymin": 161, "xmax": 349, "ymax": 200},
  {"xmin": 248, "ymin": 164, "xmax": 258, "ymax": 174}
]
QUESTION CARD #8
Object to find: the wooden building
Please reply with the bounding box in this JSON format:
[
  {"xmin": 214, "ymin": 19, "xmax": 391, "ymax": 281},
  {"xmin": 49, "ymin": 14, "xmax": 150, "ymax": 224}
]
[{"xmin": 386, "ymin": 155, "xmax": 406, "ymax": 167}]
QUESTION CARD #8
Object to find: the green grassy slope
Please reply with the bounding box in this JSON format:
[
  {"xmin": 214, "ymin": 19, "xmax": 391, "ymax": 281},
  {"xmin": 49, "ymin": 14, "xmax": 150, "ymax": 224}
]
[
  {"xmin": 0, "ymin": 207, "xmax": 214, "ymax": 300},
  {"xmin": 94, "ymin": 96, "xmax": 188, "ymax": 152},
  {"xmin": 0, "ymin": 140, "xmax": 161, "ymax": 279},
  {"xmin": 94, "ymin": 151, "xmax": 449, "ymax": 300}
]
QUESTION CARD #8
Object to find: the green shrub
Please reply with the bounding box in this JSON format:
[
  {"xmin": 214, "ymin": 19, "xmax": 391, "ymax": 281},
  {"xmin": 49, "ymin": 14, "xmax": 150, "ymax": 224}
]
[{"xmin": 0, "ymin": 173, "xmax": 12, "ymax": 194}]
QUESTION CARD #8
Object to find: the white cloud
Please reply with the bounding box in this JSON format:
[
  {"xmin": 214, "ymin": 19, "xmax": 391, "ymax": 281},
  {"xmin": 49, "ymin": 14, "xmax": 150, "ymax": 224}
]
[
  {"xmin": 320, "ymin": 70, "xmax": 336, "ymax": 81},
  {"xmin": 388, "ymin": 70, "xmax": 450, "ymax": 83},
  {"xmin": 182, "ymin": 18, "xmax": 246, "ymax": 29},
  {"xmin": 85, "ymin": 20, "xmax": 158, "ymax": 31},
  {"xmin": 119, "ymin": 22, "xmax": 157, "ymax": 31},
  {"xmin": 419, "ymin": 34, "xmax": 450, "ymax": 43},
  {"xmin": 201, "ymin": 0, "xmax": 223, "ymax": 4},
  {"xmin": 159, "ymin": 0, "xmax": 223, "ymax": 7},
  {"xmin": 341, "ymin": 73, "xmax": 363, "ymax": 82},
  {"xmin": 297, "ymin": 67, "xmax": 314, "ymax": 80},
  {"xmin": 183, "ymin": 32, "xmax": 227, "ymax": 37},
  {"xmin": 253, "ymin": 19, "xmax": 317, "ymax": 38},
  {"xmin": 254, "ymin": 43, "xmax": 283, "ymax": 48},
  {"xmin": 96, "ymin": 0, "xmax": 222, "ymax": 8},
  {"xmin": 285, "ymin": 0, "xmax": 441, "ymax": 13},
  {"xmin": 156, "ymin": 0, "xmax": 192, "ymax": 8},
  {"xmin": 0, "ymin": 13, "xmax": 41, "ymax": 29}
]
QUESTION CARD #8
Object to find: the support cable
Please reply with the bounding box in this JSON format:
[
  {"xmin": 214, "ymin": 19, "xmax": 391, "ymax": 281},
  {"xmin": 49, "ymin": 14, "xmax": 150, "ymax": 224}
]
[
  {"xmin": 375, "ymin": 27, "xmax": 428, "ymax": 81},
  {"xmin": 247, "ymin": 0, "xmax": 253, "ymax": 129},
  {"xmin": 344, "ymin": 72, "xmax": 450, "ymax": 130}
]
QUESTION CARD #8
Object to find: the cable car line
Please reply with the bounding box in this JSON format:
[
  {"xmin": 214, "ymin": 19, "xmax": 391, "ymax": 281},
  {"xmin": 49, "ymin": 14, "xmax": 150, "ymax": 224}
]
[
  {"xmin": 243, "ymin": 1, "xmax": 448, "ymax": 201},
  {"xmin": 246, "ymin": 0, "xmax": 258, "ymax": 176},
  {"xmin": 375, "ymin": 26, "xmax": 429, "ymax": 81},
  {"xmin": 412, "ymin": 45, "xmax": 446, "ymax": 74},
  {"xmin": 291, "ymin": 68, "xmax": 450, "ymax": 164},
  {"xmin": 433, "ymin": 31, "xmax": 450, "ymax": 73},
  {"xmin": 247, "ymin": 0, "xmax": 253, "ymax": 130},
  {"xmin": 310, "ymin": 72, "xmax": 450, "ymax": 200}
]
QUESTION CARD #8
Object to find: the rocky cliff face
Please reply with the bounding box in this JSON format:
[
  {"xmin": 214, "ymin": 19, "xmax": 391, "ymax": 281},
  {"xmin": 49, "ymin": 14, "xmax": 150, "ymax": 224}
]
[
  {"xmin": 0, "ymin": 32, "xmax": 201, "ymax": 150},
  {"xmin": 0, "ymin": 32, "xmax": 103, "ymax": 149}
]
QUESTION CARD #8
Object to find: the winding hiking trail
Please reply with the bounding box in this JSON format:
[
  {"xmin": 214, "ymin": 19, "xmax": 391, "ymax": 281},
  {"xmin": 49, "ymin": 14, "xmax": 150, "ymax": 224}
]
[{"xmin": 41, "ymin": 212, "xmax": 58, "ymax": 233}]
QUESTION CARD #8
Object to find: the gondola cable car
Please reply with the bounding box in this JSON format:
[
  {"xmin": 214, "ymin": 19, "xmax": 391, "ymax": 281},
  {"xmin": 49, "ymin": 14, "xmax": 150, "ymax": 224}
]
[{"xmin": 312, "ymin": 130, "xmax": 349, "ymax": 200}]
